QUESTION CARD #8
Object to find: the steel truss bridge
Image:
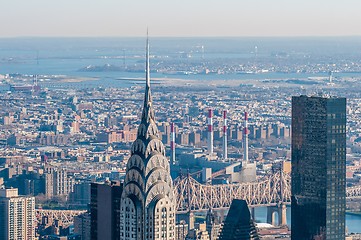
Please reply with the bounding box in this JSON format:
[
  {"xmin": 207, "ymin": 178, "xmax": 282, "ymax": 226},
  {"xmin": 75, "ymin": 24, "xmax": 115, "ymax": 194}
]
[
  {"xmin": 346, "ymin": 185, "xmax": 361, "ymax": 199},
  {"xmin": 36, "ymin": 209, "xmax": 86, "ymax": 226},
  {"xmin": 174, "ymin": 171, "xmax": 361, "ymax": 213},
  {"xmin": 36, "ymin": 171, "xmax": 361, "ymax": 224},
  {"xmin": 174, "ymin": 170, "xmax": 291, "ymax": 213}
]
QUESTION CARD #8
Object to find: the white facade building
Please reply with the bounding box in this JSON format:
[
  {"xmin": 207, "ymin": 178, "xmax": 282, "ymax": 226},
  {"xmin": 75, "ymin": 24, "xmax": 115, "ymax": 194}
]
[{"xmin": 0, "ymin": 188, "xmax": 35, "ymax": 240}]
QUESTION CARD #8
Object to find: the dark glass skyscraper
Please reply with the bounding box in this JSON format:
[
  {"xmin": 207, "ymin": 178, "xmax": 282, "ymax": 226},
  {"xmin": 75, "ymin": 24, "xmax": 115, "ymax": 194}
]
[
  {"xmin": 291, "ymin": 95, "xmax": 346, "ymax": 240},
  {"xmin": 90, "ymin": 181, "xmax": 122, "ymax": 240},
  {"xmin": 219, "ymin": 199, "xmax": 259, "ymax": 240}
]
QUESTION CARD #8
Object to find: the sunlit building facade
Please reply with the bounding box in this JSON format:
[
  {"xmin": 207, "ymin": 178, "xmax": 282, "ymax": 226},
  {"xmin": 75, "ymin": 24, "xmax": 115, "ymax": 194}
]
[
  {"xmin": 0, "ymin": 188, "xmax": 35, "ymax": 240},
  {"xmin": 119, "ymin": 37, "xmax": 175, "ymax": 239}
]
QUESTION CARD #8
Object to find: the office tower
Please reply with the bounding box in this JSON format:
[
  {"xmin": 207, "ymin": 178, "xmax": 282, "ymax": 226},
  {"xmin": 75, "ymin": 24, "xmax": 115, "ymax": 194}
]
[
  {"xmin": 0, "ymin": 188, "xmax": 35, "ymax": 240},
  {"xmin": 243, "ymin": 112, "xmax": 249, "ymax": 162},
  {"xmin": 205, "ymin": 208, "xmax": 222, "ymax": 240},
  {"xmin": 207, "ymin": 109, "xmax": 213, "ymax": 154},
  {"xmin": 186, "ymin": 223, "xmax": 210, "ymax": 240},
  {"xmin": 70, "ymin": 182, "xmax": 91, "ymax": 206},
  {"xmin": 71, "ymin": 121, "xmax": 80, "ymax": 134},
  {"xmin": 90, "ymin": 181, "xmax": 122, "ymax": 240},
  {"xmin": 44, "ymin": 168, "xmax": 54, "ymax": 198},
  {"xmin": 219, "ymin": 199, "xmax": 259, "ymax": 240},
  {"xmin": 175, "ymin": 221, "xmax": 188, "ymax": 240},
  {"xmin": 74, "ymin": 212, "xmax": 91, "ymax": 240},
  {"xmin": 119, "ymin": 36, "xmax": 176, "ymax": 239},
  {"xmin": 170, "ymin": 123, "xmax": 176, "ymax": 165},
  {"xmin": 222, "ymin": 110, "xmax": 228, "ymax": 159},
  {"xmin": 291, "ymin": 95, "xmax": 346, "ymax": 240},
  {"xmin": 189, "ymin": 131, "xmax": 201, "ymax": 146},
  {"xmin": 54, "ymin": 169, "xmax": 72, "ymax": 196},
  {"xmin": 44, "ymin": 167, "xmax": 74, "ymax": 198},
  {"xmin": 13, "ymin": 170, "xmax": 44, "ymax": 196},
  {"xmin": 177, "ymin": 132, "xmax": 189, "ymax": 146}
]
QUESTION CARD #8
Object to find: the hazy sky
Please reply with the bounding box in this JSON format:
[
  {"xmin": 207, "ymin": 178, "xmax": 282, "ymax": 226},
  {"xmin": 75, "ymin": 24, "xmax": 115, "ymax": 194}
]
[{"xmin": 1, "ymin": 0, "xmax": 360, "ymax": 37}]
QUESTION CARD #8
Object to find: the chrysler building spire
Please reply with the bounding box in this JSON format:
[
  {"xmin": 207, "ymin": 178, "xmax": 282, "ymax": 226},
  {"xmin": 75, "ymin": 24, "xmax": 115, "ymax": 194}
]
[
  {"xmin": 120, "ymin": 33, "xmax": 175, "ymax": 240},
  {"xmin": 142, "ymin": 30, "xmax": 155, "ymax": 124},
  {"xmin": 146, "ymin": 29, "xmax": 150, "ymax": 89}
]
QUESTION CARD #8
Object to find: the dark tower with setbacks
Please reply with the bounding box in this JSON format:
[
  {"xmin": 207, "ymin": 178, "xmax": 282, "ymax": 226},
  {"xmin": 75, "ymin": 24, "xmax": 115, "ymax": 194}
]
[{"xmin": 291, "ymin": 95, "xmax": 346, "ymax": 240}]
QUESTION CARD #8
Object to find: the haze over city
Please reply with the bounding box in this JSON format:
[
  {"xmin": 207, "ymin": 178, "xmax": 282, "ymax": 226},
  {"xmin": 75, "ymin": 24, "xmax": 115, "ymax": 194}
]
[
  {"xmin": 1, "ymin": 1, "xmax": 361, "ymax": 240},
  {"xmin": 1, "ymin": 0, "xmax": 361, "ymax": 37}
]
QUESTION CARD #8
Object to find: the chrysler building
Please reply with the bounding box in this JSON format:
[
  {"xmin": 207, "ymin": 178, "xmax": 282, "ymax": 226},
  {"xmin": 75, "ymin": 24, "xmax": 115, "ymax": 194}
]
[{"xmin": 120, "ymin": 35, "xmax": 176, "ymax": 239}]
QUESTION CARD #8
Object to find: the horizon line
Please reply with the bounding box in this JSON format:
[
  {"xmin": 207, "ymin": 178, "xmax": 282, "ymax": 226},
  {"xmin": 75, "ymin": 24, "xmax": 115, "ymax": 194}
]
[{"xmin": 1, "ymin": 35, "xmax": 361, "ymax": 39}]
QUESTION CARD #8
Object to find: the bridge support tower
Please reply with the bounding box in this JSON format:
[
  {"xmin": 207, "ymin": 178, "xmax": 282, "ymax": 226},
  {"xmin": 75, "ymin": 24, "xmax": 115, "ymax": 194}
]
[
  {"xmin": 266, "ymin": 203, "xmax": 287, "ymax": 226},
  {"xmin": 187, "ymin": 210, "xmax": 194, "ymax": 231},
  {"xmin": 250, "ymin": 207, "xmax": 256, "ymax": 220}
]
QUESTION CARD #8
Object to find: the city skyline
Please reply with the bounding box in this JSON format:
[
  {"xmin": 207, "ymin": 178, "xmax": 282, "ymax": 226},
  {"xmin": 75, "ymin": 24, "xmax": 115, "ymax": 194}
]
[
  {"xmin": 1, "ymin": 0, "xmax": 361, "ymax": 37},
  {"xmin": 1, "ymin": 1, "xmax": 361, "ymax": 236},
  {"xmin": 1, "ymin": 35, "xmax": 361, "ymax": 237}
]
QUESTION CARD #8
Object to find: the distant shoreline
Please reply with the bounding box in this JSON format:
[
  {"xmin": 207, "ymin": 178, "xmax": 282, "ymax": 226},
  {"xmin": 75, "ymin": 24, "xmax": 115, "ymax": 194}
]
[
  {"xmin": 346, "ymin": 211, "xmax": 361, "ymax": 216},
  {"xmin": 59, "ymin": 77, "xmax": 99, "ymax": 83}
]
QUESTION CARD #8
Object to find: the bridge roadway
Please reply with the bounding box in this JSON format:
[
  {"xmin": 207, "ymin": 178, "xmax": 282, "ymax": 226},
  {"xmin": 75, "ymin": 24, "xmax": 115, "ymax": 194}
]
[
  {"xmin": 174, "ymin": 171, "xmax": 361, "ymax": 213},
  {"xmin": 35, "ymin": 171, "xmax": 361, "ymax": 224},
  {"xmin": 36, "ymin": 209, "xmax": 87, "ymax": 226},
  {"xmin": 174, "ymin": 170, "xmax": 291, "ymax": 213}
]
